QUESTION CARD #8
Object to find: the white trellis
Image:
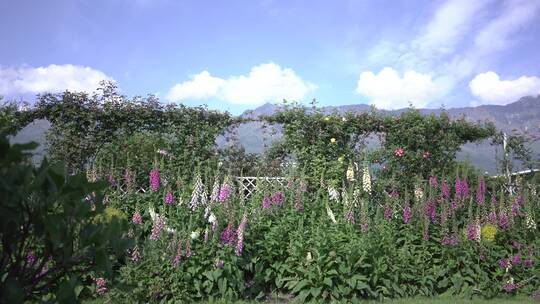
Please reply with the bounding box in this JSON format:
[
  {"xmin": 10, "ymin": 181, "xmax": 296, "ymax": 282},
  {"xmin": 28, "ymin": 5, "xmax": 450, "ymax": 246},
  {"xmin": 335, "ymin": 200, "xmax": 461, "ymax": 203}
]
[{"xmin": 235, "ymin": 176, "xmax": 287, "ymax": 198}]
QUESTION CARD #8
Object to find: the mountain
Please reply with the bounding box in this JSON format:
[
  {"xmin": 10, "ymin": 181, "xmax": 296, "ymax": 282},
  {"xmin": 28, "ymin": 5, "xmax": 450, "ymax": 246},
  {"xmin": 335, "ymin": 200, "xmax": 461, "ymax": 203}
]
[
  {"xmin": 11, "ymin": 96, "xmax": 540, "ymax": 174},
  {"xmin": 234, "ymin": 95, "xmax": 540, "ymax": 174}
]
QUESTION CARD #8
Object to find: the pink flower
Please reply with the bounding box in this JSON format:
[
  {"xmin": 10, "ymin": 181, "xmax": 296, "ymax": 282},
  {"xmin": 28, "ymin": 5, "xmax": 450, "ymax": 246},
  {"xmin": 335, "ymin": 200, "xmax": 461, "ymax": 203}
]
[
  {"xmin": 96, "ymin": 278, "xmax": 107, "ymax": 295},
  {"xmin": 218, "ymin": 184, "xmax": 231, "ymax": 202},
  {"xmin": 394, "ymin": 147, "xmax": 404, "ymax": 157},
  {"xmin": 524, "ymin": 259, "xmax": 534, "ymax": 267},
  {"xmin": 441, "ymin": 180, "xmax": 450, "ymax": 200},
  {"xmin": 235, "ymin": 215, "xmax": 248, "ymax": 256},
  {"xmin": 132, "ymin": 211, "xmax": 142, "ymax": 225},
  {"xmin": 149, "ymin": 215, "xmax": 164, "ymax": 241},
  {"xmin": 131, "ymin": 245, "xmax": 141, "ymax": 262},
  {"xmin": 261, "ymin": 195, "xmax": 271, "ymax": 209},
  {"xmin": 271, "ymin": 191, "xmax": 285, "ymax": 206},
  {"xmin": 149, "ymin": 169, "xmax": 160, "ymax": 191},
  {"xmin": 476, "ymin": 177, "xmax": 486, "ymax": 205},
  {"xmin": 502, "ymin": 283, "xmax": 516, "ymax": 292},
  {"xmin": 294, "ymin": 195, "xmax": 304, "ymax": 211},
  {"xmin": 165, "ymin": 191, "xmax": 174, "ymax": 205},
  {"xmin": 422, "ymin": 151, "xmax": 430, "ymax": 159},
  {"xmin": 384, "ymin": 204, "xmax": 393, "ymax": 221},
  {"xmin": 429, "ymin": 176, "xmax": 438, "ymax": 188},
  {"xmin": 403, "ymin": 203, "xmax": 412, "ymax": 224}
]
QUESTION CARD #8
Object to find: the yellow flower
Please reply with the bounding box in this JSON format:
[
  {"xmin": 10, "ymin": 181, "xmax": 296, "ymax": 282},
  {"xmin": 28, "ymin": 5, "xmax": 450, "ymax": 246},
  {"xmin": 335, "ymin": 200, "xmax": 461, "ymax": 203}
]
[
  {"xmin": 330, "ymin": 138, "xmax": 336, "ymax": 144},
  {"xmin": 324, "ymin": 117, "xmax": 330, "ymax": 121},
  {"xmin": 338, "ymin": 156, "xmax": 344, "ymax": 162},
  {"xmin": 481, "ymin": 224, "xmax": 497, "ymax": 242}
]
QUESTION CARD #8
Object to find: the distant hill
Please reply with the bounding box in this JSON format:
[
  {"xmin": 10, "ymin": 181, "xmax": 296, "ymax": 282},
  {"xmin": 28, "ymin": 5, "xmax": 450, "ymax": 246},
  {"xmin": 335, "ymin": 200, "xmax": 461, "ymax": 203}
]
[{"xmin": 11, "ymin": 95, "xmax": 540, "ymax": 174}]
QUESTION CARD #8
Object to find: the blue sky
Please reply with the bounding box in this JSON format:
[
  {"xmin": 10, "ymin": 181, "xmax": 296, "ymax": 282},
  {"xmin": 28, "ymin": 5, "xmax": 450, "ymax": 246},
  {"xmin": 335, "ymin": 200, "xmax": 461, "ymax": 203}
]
[{"xmin": 1, "ymin": 0, "xmax": 540, "ymax": 114}]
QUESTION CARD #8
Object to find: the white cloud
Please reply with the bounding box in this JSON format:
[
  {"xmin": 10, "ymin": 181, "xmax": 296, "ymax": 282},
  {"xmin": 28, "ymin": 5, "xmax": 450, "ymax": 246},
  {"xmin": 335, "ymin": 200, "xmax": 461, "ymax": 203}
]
[
  {"xmin": 166, "ymin": 62, "xmax": 316, "ymax": 106},
  {"xmin": 356, "ymin": 67, "xmax": 441, "ymax": 109},
  {"xmin": 469, "ymin": 71, "xmax": 540, "ymax": 105},
  {"xmin": 167, "ymin": 71, "xmax": 225, "ymax": 100},
  {"xmin": 0, "ymin": 64, "xmax": 113, "ymax": 95}
]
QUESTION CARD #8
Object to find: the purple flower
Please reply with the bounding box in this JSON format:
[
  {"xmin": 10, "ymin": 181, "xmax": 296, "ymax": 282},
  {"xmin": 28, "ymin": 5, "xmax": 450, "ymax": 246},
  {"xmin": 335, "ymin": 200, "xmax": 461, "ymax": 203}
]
[
  {"xmin": 165, "ymin": 191, "xmax": 174, "ymax": 205},
  {"xmin": 450, "ymin": 200, "xmax": 459, "ymax": 211},
  {"xmin": 499, "ymin": 211, "xmax": 509, "ymax": 230},
  {"xmin": 261, "ymin": 195, "xmax": 271, "ymax": 210},
  {"xmin": 271, "ymin": 191, "xmax": 285, "ymax": 206},
  {"xmin": 218, "ymin": 184, "xmax": 231, "ymax": 202},
  {"xmin": 524, "ymin": 259, "xmax": 534, "ymax": 267},
  {"xmin": 215, "ymin": 259, "xmax": 224, "ymax": 269},
  {"xmin": 384, "ymin": 204, "xmax": 393, "ymax": 221},
  {"xmin": 149, "ymin": 169, "xmax": 160, "ymax": 191},
  {"xmin": 429, "ymin": 176, "xmax": 438, "ymax": 188},
  {"xmin": 132, "ymin": 211, "xmax": 142, "ymax": 225},
  {"xmin": 511, "ymin": 254, "xmax": 521, "ymax": 265},
  {"xmin": 502, "ymin": 283, "xmax": 516, "ymax": 292},
  {"xmin": 423, "ymin": 229, "xmax": 429, "ymax": 241},
  {"xmin": 512, "ymin": 197, "xmax": 522, "ymax": 217},
  {"xmin": 488, "ymin": 211, "xmax": 498, "ymax": 225},
  {"xmin": 480, "ymin": 255, "xmax": 485, "ymax": 262},
  {"xmin": 441, "ymin": 180, "xmax": 450, "ymax": 200},
  {"xmin": 299, "ymin": 180, "xmax": 308, "ymax": 192},
  {"xmin": 403, "ymin": 203, "xmax": 412, "ymax": 224},
  {"xmin": 476, "ymin": 177, "xmax": 486, "ymax": 205},
  {"xmin": 424, "ymin": 200, "xmax": 437, "ymax": 223},
  {"xmin": 461, "ymin": 178, "xmax": 469, "ymax": 199},
  {"xmin": 499, "ymin": 258, "xmax": 509, "ymax": 269},
  {"xmin": 346, "ymin": 209, "xmax": 355, "ymax": 224},
  {"xmin": 466, "ymin": 223, "xmax": 480, "ymax": 242},
  {"xmin": 512, "ymin": 240, "xmax": 521, "ymax": 249},
  {"xmin": 360, "ymin": 221, "xmax": 369, "ymax": 233},
  {"xmin": 221, "ymin": 224, "xmax": 236, "ymax": 245},
  {"xmin": 26, "ymin": 251, "xmax": 36, "ymax": 266},
  {"xmin": 455, "ymin": 177, "xmax": 462, "ymax": 199}
]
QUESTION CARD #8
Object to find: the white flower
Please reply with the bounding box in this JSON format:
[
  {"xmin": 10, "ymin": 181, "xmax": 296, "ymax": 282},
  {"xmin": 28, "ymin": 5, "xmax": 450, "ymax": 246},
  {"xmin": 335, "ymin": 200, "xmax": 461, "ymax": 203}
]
[
  {"xmin": 341, "ymin": 117, "xmax": 347, "ymax": 122},
  {"xmin": 191, "ymin": 231, "xmax": 200, "ymax": 240},
  {"xmin": 208, "ymin": 213, "xmax": 217, "ymax": 224},
  {"xmin": 346, "ymin": 165, "xmax": 355, "ymax": 181},
  {"xmin": 414, "ymin": 186, "xmax": 424, "ymax": 202},
  {"xmin": 326, "ymin": 203, "xmax": 337, "ymax": 223},
  {"xmin": 306, "ymin": 252, "xmax": 313, "ymax": 261},
  {"xmin": 362, "ymin": 161, "xmax": 371, "ymax": 194},
  {"xmin": 328, "ymin": 187, "xmax": 340, "ymax": 202},
  {"xmin": 525, "ymin": 212, "xmax": 536, "ymax": 230}
]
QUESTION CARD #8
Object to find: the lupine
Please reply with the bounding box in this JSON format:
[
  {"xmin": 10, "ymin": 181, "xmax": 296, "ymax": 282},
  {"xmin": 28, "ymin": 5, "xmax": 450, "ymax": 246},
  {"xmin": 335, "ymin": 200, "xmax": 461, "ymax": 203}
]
[
  {"xmin": 403, "ymin": 203, "xmax": 412, "ymax": 224},
  {"xmin": 131, "ymin": 245, "xmax": 141, "ymax": 262},
  {"xmin": 149, "ymin": 215, "xmax": 165, "ymax": 241},
  {"xmin": 96, "ymin": 278, "xmax": 107, "ymax": 295},
  {"xmin": 149, "ymin": 169, "xmax": 160, "ymax": 191},
  {"xmin": 173, "ymin": 241, "xmax": 182, "ymax": 267},
  {"xmin": 429, "ymin": 176, "xmax": 438, "ymax": 188},
  {"xmin": 132, "ymin": 210, "xmax": 142, "ymax": 225},
  {"xmin": 165, "ymin": 191, "xmax": 174, "ymax": 205},
  {"xmin": 235, "ymin": 214, "xmax": 248, "ymax": 256},
  {"xmin": 218, "ymin": 183, "xmax": 231, "ymax": 202},
  {"xmin": 271, "ymin": 191, "xmax": 285, "ymax": 206}
]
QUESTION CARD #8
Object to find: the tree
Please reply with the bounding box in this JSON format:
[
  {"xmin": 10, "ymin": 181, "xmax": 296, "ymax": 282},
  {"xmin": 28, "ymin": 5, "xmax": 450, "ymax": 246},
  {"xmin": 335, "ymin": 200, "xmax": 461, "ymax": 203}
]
[{"xmin": 0, "ymin": 134, "xmax": 130, "ymax": 302}]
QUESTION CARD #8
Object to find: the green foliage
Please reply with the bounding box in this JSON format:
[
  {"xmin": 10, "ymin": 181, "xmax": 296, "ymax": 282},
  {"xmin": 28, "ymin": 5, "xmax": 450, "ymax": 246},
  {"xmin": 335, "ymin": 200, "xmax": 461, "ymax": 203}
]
[{"xmin": 0, "ymin": 134, "xmax": 131, "ymax": 303}]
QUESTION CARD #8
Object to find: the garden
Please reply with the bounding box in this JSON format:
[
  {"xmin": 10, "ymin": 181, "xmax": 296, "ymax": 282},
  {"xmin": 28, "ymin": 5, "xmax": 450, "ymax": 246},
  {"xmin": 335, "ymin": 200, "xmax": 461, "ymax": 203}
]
[{"xmin": 1, "ymin": 82, "xmax": 539, "ymax": 303}]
